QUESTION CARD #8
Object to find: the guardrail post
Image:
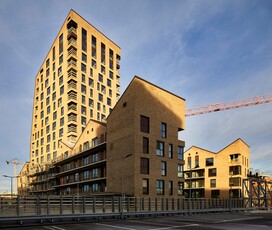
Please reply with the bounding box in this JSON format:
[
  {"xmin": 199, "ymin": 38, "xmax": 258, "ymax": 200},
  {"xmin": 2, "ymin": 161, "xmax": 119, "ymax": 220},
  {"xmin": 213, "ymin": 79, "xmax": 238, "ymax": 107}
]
[
  {"xmin": 82, "ymin": 196, "xmax": 86, "ymax": 213},
  {"xmin": 112, "ymin": 196, "xmax": 115, "ymax": 213},
  {"xmin": 16, "ymin": 196, "xmax": 20, "ymax": 216},
  {"xmin": 60, "ymin": 195, "xmax": 63, "ymax": 214},
  {"xmin": 135, "ymin": 197, "xmax": 137, "ymax": 212},
  {"xmin": 102, "ymin": 197, "xmax": 106, "ymax": 213},
  {"xmin": 172, "ymin": 198, "xmax": 174, "ymax": 210},
  {"xmin": 149, "ymin": 197, "xmax": 151, "ymax": 211},
  {"xmin": 72, "ymin": 196, "xmax": 75, "ymax": 214},
  {"xmin": 166, "ymin": 198, "xmax": 168, "ymax": 211},
  {"xmin": 47, "ymin": 195, "xmax": 50, "ymax": 215},
  {"xmin": 161, "ymin": 198, "xmax": 164, "ymax": 211},
  {"xmin": 93, "ymin": 197, "xmax": 96, "ymax": 213},
  {"xmin": 142, "ymin": 197, "xmax": 145, "ymax": 211},
  {"xmin": 177, "ymin": 198, "xmax": 180, "ymax": 210},
  {"xmin": 155, "ymin": 197, "xmax": 158, "ymax": 212},
  {"xmin": 127, "ymin": 197, "xmax": 130, "ymax": 212}
]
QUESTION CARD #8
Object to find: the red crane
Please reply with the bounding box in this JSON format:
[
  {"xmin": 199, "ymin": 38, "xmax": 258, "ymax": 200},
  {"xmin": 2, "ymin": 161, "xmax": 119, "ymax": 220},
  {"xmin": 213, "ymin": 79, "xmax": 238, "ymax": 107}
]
[{"xmin": 186, "ymin": 95, "xmax": 272, "ymax": 117}]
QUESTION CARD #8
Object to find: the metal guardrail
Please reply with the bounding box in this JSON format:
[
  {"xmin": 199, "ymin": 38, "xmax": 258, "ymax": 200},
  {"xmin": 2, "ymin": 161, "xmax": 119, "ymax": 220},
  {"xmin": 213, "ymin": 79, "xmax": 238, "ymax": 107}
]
[{"xmin": 0, "ymin": 195, "xmax": 267, "ymax": 227}]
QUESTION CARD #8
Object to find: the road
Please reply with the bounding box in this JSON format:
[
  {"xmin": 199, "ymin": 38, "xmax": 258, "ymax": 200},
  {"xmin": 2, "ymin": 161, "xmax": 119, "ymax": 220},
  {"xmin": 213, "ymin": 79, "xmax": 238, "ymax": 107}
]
[{"xmin": 2, "ymin": 212, "xmax": 272, "ymax": 229}]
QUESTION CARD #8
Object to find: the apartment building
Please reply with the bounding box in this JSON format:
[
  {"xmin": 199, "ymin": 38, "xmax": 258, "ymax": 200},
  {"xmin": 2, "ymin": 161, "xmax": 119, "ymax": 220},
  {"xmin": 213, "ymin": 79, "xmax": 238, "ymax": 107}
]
[
  {"xmin": 27, "ymin": 76, "xmax": 186, "ymax": 197},
  {"xmin": 183, "ymin": 139, "xmax": 250, "ymax": 199},
  {"xmin": 29, "ymin": 9, "xmax": 121, "ymax": 168}
]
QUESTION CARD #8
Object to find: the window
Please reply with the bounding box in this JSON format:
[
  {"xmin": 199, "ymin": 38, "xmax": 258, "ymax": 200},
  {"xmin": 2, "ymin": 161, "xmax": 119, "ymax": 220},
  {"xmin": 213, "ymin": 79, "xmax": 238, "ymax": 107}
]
[
  {"xmin": 59, "ymin": 34, "xmax": 63, "ymax": 54},
  {"xmin": 81, "ymin": 63, "xmax": 86, "ymax": 73},
  {"xmin": 92, "ymin": 183, "xmax": 99, "ymax": 192},
  {"xmin": 59, "ymin": 128, "xmax": 63, "ymax": 137},
  {"xmin": 92, "ymin": 168, "xmax": 98, "ymax": 178},
  {"xmin": 92, "ymin": 137, "xmax": 99, "ymax": 147},
  {"xmin": 92, "ymin": 59, "xmax": 96, "ymax": 68},
  {"xmin": 195, "ymin": 155, "xmax": 199, "ymax": 167},
  {"xmin": 83, "ymin": 184, "xmax": 89, "ymax": 193},
  {"xmin": 89, "ymin": 78, "xmax": 94, "ymax": 87},
  {"xmin": 107, "ymin": 79, "xmax": 111, "ymax": 87},
  {"xmin": 156, "ymin": 180, "xmax": 164, "ymax": 195},
  {"xmin": 230, "ymin": 154, "xmax": 240, "ymax": 163},
  {"xmin": 169, "ymin": 181, "xmax": 173, "ymax": 195},
  {"xmin": 66, "ymin": 163, "xmax": 71, "ymax": 170},
  {"xmin": 161, "ymin": 122, "xmax": 167, "ymax": 138},
  {"xmin": 206, "ymin": 158, "xmax": 214, "ymax": 166},
  {"xmin": 92, "ymin": 35, "xmax": 96, "ymax": 58},
  {"xmin": 101, "ymin": 42, "xmax": 105, "ymax": 64},
  {"xmin": 83, "ymin": 141, "xmax": 89, "ymax": 150},
  {"xmin": 156, "ymin": 141, "xmax": 164, "ymax": 156},
  {"xmin": 211, "ymin": 190, "xmax": 220, "ymax": 198},
  {"xmin": 143, "ymin": 179, "xmax": 149, "ymax": 195},
  {"xmin": 109, "ymin": 70, "xmax": 113, "ymax": 79},
  {"xmin": 58, "ymin": 66, "xmax": 62, "ymax": 76},
  {"xmin": 178, "ymin": 164, "xmax": 183, "ymax": 178},
  {"xmin": 107, "ymin": 98, "xmax": 111, "ymax": 106},
  {"xmin": 60, "ymin": 86, "xmax": 64, "ymax": 95},
  {"xmin": 83, "ymin": 170, "xmax": 89, "ymax": 180},
  {"xmin": 81, "ymin": 106, "xmax": 86, "ymax": 115},
  {"xmin": 229, "ymin": 177, "xmax": 241, "ymax": 186},
  {"xmin": 82, "ymin": 53, "xmax": 87, "ymax": 63},
  {"xmin": 210, "ymin": 179, "xmax": 216, "ymax": 188},
  {"xmin": 187, "ymin": 157, "xmax": 191, "ymax": 169},
  {"xmin": 161, "ymin": 161, "xmax": 167, "ymax": 176},
  {"xmin": 178, "ymin": 146, "xmax": 184, "ymax": 160},
  {"xmin": 59, "ymin": 54, "xmax": 63, "ymax": 65},
  {"xmin": 46, "ymin": 58, "xmax": 50, "ymax": 68},
  {"xmin": 229, "ymin": 166, "xmax": 241, "ymax": 175},
  {"xmin": 82, "ymin": 28, "xmax": 87, "ymax": 51},
  {"xmin": 60, "ymin": 117, "xmax": 64, "ymax": 126},
  {"xmin": 140, "ymin": 157, "xmax": 149, "ymax": 174},
  {"xmin": 98, "ymin": 93, "xmax": 103, "ymax": 102},
  {"xmin": 47, "ymin": 86, "xmax": 50, "ymax": 95},
  {"xmin": 140, "ymin": 115, "xmax": 149, "ymax": 133},
  {"xmin": 84, "ymin": 157, "xmax": 89, "ymax": 165},
  {"xmin": 81, "ymin": 116, "xmax": 86, "ymax": 126},
  {"xmin": 168, "ymin": 144, "xmax": 173, "ymax": 158},
  {"xmin": 92, "ymin": 153, "xmax": 99, "ymax": 163},
  {"xmin": 143, "ymin": 137, "xmax": 149, "ymax": 154},
  {"xmin": 209, "ymin": 168, "xmax": 217, "ymax": 177},
  {"xmin": 98, "ymin": 74, "xmax": 103, "ymax": 83},
  {"xmin": 81, "ymin": 84, "xmax": 86, "ymax": 94}
]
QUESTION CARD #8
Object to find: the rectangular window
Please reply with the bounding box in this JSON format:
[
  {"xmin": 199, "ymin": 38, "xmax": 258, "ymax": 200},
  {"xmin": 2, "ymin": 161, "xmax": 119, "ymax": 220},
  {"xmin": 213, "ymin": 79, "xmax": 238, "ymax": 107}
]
[
  {"xmin": 82, "ymin": 53, "xmax": 87, "ymax": 63},
  {"xmin": 82, "ymin": 28, "xmax": 87, "ymax": 52},
  {"xmin": 178, "ymin": 164, "xmax": 183, "ymax": 178},
  {"xmin": 83, "ymin": 170, "xmax": 89, "ymax": 180},
  {"xmin": 210, "ymin": 179, "xmax": 216, "ymax": 188},
  {"xmin": 206, "ymin": 158, "xmax": 214, "ymax": 166},
  {"xmin": 59, "ymin": 34, "xmax": 63, "ymax": 54},
  {"xmin": 169, "ymin": 181, "xmax": 173, "ymax": 195},
  {"xmin": 140, "ymin": 115, "xmax": 149, "ymax": 133},
  {"xmin": 142, "ymin": 179, "xmax": 149, "ymax": 195},
  {"xmin": 161, "ymin": 161, "xmax": 167, "ymax": 176},
  {"xmin": 178, "ymin": 146, "xmax": 184, "ymax": 160},
  {"xmin": 143, "ymin": 137, "xmax": 149, "ymax": 153},
  {"xmin": 83, "ymin": 141, "xmax": 89, "ymax": 150},
  {"xmin": 230, "ymin": 166, "xmax": 241, "ymax": 175},
  {"xmin": 84, "ymin": 157, "xmax": 89, "ymax": 165},
  {"xmin": 59, "ymin": 55, "xmax": 63, "ymax": 65},
  {"xmin": 168, "ymin": 144, "xmax": 173, "ymax": 158},
  {"xmin": 156, "ymin": 141, "xmax": 164, "ymax": 156},
  {"xmin": 195, "ymin": 155, "xmax": 199, "ymax": 167},
  {"xmin": 161, "ymin": 122, "xmax": 167, "ymax": 138},
  {"xmin": 101, "ymin": 42, "xmax": 105, "ymax": 64},
  {"xmin": 209, "ymin": 168, "xmax": 217, "ymax": 177},
  {"xmin": 92, "ymin": 153, "xmax": 99, "ymax": 163},
  {"xmin": 156, "ymin": 180, "xmax": 164, "ymax": 195},
  {"xmin": 229, "ymin": 177, "xmax": 241, "ymax": 186},
  {"xmin": 187, "ymin": 157, "xmax": 191, "ymax": 169},
  {"xmin": 81, "ymin": 84, "xmax": 86, "ymax": 94},
  {"xmin": 140, "ymin": 157, "xmax": 149, "ymax": 174},
  {"xmin": 92, "ymin": 183, "xmax": 99, "ymax": 192},
  {"xmin": 92, "ymin": 168, "xmax": 98, "ymax": 178},
  {"xmin": 92, "ymin": 36, "xmax": 96, "ymax": 58},
  {"xmin": 83, "ymin": 184, "xmax": 89, "ymax": 193},
  {"xmin": 81, "ymin": 63, "xmax": 86, "ymax": 73}
]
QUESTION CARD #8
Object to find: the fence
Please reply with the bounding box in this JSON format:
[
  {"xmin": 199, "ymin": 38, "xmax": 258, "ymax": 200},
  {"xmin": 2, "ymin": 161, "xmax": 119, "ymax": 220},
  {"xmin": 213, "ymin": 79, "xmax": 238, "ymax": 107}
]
[{"xmin": 0, "ymin": 195, "xmax": 246, "ymax": 216}]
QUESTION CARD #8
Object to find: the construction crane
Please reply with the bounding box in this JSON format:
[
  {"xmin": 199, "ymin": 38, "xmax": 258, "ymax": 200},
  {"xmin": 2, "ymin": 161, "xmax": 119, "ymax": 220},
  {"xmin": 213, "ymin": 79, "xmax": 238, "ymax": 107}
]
[
  {"xmin": 5, "ymin": 158, "xmax": 26, "ymax": 194},
  {"xmin": 186, "ymin": 95, "xmax": 272, "ymax": 117}
]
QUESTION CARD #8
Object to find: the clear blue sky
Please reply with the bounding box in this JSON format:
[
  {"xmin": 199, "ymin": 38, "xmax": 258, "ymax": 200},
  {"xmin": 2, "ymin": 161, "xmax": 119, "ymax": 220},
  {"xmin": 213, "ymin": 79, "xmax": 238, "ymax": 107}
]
[{"xmin": 0, "ymin": 0, "xmax": 271, "ymax": 194}]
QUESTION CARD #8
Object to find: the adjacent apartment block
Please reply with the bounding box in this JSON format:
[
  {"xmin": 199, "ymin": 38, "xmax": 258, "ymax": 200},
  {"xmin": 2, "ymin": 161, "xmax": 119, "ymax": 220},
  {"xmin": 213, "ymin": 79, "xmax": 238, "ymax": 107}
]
[
  {"xmin": 27, "ymin": 76, "xmax": 186, "ymax": 197},
  {"xmin": 29, "ymin": 9, "xmax": 121, "ymax": 167},
  {"xmin": 183, "ymin": 139, "xmax": 250, "ymax": 199}
]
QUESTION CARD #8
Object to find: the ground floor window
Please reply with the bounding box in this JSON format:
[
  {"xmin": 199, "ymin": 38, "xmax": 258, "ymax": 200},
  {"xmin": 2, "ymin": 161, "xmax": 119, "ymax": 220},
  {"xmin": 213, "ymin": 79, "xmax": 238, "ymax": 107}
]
[{"xmin": 156, "ymin": 180, "xmax": 164, "ymax": 195}]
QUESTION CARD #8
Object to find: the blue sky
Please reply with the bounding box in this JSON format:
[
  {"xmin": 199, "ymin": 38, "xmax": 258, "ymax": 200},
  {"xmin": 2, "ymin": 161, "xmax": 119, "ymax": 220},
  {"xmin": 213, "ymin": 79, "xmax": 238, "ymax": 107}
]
[{"xmin": 0, "ymin": 0, "xmax": 271, "ymax": 194}]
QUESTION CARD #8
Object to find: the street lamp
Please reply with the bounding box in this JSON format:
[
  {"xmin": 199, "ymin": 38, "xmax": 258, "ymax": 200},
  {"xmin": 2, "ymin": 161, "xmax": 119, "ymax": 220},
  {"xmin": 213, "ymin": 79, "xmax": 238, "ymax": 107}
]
[
  {"xmin": 121, "ymin": 153, "xmax": 133, "ymax": 219},
  {"xmin": 3, "ymin": 175, "xmax": 18, "ymax": 196}
]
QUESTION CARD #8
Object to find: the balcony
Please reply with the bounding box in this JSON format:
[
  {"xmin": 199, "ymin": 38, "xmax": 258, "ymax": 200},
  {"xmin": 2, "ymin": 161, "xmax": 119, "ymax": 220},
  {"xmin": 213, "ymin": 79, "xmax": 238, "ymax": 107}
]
[
  {"xmin": 68, "ymin": 57, "xmax": 77, "ymax": 67},
  {"xmin": 68, "ymin": 113, "xmax": 77, "ymax": 122},
  {"xmin": 68, "ymin": 67, "xmax": 77, "ymax": 79},
  {"xmin": 68, "ymin": 80, "xmax": 77, "ymax": 90},
  {"xmin": 68, "ymin": 38, "xmax": 77, "ymax": 48},
  {"xmin": 68, "ymin": 102, "xmax": 77, "ymax": 112},
  {"xmin": 67, "ymin": 27, "xmax": 77, "ymax": 40},
  {"xmin": 68, "ymin": 124, "xmax": 77, "ymax": 133},
  {"xmin": 68, "ymin": 47, "xmax": 77, "ymax": 57},
  {"xmin": 68, "ymin": 90, "xmax": 77, "ymax": 101}
]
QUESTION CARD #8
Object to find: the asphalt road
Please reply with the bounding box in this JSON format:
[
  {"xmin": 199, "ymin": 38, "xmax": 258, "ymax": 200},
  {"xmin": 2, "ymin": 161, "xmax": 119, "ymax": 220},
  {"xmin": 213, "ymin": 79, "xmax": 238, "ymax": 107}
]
[{"xmin": 2, "ymin": 212, "xmax": 272, "ymax": 230}]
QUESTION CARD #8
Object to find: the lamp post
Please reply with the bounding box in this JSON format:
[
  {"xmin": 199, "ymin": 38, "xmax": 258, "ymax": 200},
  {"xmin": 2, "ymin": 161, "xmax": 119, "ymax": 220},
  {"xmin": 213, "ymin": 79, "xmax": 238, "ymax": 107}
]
[
  {"xmin": 3, "ymin": 175, "xmax": 17, "ymax": 196},
  {"xmin": 121, "ymin": 153, "xmax": 133, "ymax": 219}
]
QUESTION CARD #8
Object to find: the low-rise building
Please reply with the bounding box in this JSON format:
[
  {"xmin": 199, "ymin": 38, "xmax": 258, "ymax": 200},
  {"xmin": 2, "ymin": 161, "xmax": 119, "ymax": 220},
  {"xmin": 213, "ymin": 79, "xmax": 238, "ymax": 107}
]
[{"xmin": 183, "ymin": 139, "xmax": 250, "ymax": 198}]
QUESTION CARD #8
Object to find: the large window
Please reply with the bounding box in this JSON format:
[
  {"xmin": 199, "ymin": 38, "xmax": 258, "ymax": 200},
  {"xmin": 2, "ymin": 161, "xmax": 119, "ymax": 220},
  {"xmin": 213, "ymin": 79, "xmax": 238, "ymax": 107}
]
[
  {"xmin": 230, "ymin": 166, "xmax": 241, "ymax": 175},
  {"xmin": 92, "ymin": 183, "xmax": 99, "ymax": 192},
  {"xmin": 142, "ymin": 179, "xmax": 149, "ymax": 195},
  {"xmin": 178, "ymin": 164, "xmax": 183, "ymax": 178},
  {"xmin": 206, "ymin": 158, "xmax": 214, "ymax": 166},
  {"xmin": 229, "ymin": 177, "xmax": 241, "ymax": 186},
  {"xmin": 83, "ymin": 170, "xmax": 89, "ymax": 180},
  {"xmin": 161, "ymin": 161, "xmax": 167, "ymax": 176},
  {"xmin": 210, "ymin": 179, "xmax": 216, "ymax": 188},
  {"xmin": 187, "ymin": 157, "xmax": 191, "ymax": 169},
  {"xmin": 82, "ymin": 28, "xmax": 87, "ymax": 52},
  {"xmin": 140, "ymin": 115, "xmax": 149, "ymax": 133},
  {"xmin": 156, "ymin": 180, "xmax": 164, "ymax": 195},
  {"xmin": 140, "ymin": 157, "xmax": 149, "ymax": 174},
  {"xmin": 195, "ymin": 155, "xmax": 199, "ymax": 167},
  {"xmin": 178, "ymin": 146, "xmax": 184, "ymax": 160},
  {"xmin": 208, "ymin": 168, "xmax": 217, "ymax": 177},
  {"xmin": 161, "ymin": 122, "xmax": 167, "ymax": 138},
  {"xmin": 143, "ymin": 137, "xmax": 149, "ymax": 154},
  {"xmin": 92, "ymin": 168, "xmax": 99, "ymax": 178},
  {"xmin": 169, "ymin": 181, "xmax": 173, "ymax": 195},
  {"xmin": 168, "ymin": 144, "xmax": 173, "ymax": 158},
  {"xmin": 156, "ymin": 141, "xmax": 164, "ymax": 156}
]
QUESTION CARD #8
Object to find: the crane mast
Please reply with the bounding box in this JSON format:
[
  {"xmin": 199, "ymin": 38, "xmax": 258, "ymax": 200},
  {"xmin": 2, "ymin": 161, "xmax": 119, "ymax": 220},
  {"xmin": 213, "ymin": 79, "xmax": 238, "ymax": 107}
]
[{"xmin": 186, "ymin": 95, "xmax": 272, "ymax": 117}]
